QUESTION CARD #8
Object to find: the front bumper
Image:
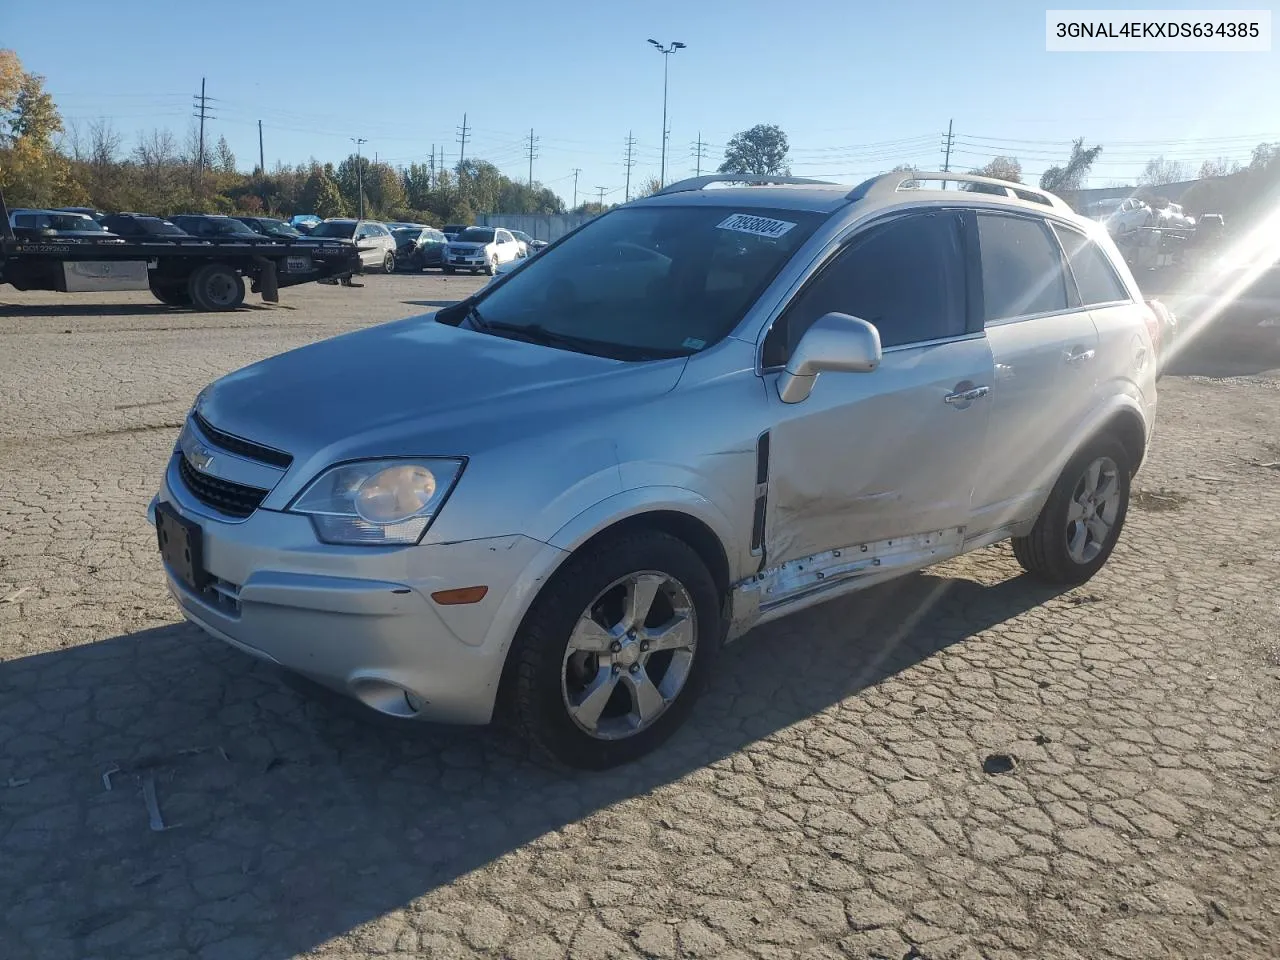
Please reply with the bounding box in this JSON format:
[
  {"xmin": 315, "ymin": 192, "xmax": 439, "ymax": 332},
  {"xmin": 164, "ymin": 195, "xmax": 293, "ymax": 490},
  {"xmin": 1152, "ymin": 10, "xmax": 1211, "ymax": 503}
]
[
  {"xmin": 149, "ymin": 456, "xmax": 566, "ymax": 724},
  {"xmin": 446, "ymin": 254, "xmax": 487, "ymax": 268}
]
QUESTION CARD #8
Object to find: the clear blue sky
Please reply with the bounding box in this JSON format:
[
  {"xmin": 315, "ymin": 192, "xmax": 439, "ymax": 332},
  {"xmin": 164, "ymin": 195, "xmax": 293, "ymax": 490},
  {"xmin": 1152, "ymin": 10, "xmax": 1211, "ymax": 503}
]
[{"xmin": 7, "ymin": 0, "xmax": 1278, "ymax": 205}]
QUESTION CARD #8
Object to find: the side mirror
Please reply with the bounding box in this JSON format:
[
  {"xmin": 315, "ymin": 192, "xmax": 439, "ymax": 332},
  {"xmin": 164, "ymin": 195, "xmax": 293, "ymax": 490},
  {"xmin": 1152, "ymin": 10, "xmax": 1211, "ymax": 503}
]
[{"xmin": 777, "ymin": 312, "xmax": 881, "ymax": 404}]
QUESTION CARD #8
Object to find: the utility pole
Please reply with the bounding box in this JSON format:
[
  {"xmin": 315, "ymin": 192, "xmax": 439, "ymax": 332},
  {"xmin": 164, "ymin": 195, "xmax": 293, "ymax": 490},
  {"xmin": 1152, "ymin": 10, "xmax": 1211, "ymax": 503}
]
[
  {"xmin": 940, "ymin": 119, "xmax": 955, "ymax": 190},
  {"xmin": 525, "ymin": 127, "xmax": 540, "ymax": 187},
  {"xmin": 692, "ymin": 131, "xmax": 708, "ymax": 176},
  {"xmin": 192, "ymin": 78, "xmax": 215, "ymax": 185},
  {"xmin": 350, "ymin": 137, "xmax": 367, "ymax": 219},
  {"xmin": 456, "ymin": 113, "xmax": 470, "ymax": 195},
  {"xmin": 647, "ymin": 40, "xmax": 686, "ymax": 188},
  {"xmin": 595, "ymin": 186, "xmax": 607, "ymax": 207},
  {"xmin": 623, "ymin": 131, "xmax": 637, "ymax": 201},
  {"xmin": 257, "ymin": 119, "xmax": 265, "ymax": 176},
  {"xmin": 572, "ymin": 168, "xmax": 581, "ymax": 209},
  {"xmin": 429, "ymin": 144, "xmax": 435, "ymax": 188}
]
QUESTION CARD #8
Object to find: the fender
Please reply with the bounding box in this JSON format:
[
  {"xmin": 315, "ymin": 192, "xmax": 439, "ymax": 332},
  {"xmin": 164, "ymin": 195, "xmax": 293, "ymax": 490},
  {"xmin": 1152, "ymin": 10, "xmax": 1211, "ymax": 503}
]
[{"xmin": 547, "ymin": 485, "xmax": 742, "ymax": 570}]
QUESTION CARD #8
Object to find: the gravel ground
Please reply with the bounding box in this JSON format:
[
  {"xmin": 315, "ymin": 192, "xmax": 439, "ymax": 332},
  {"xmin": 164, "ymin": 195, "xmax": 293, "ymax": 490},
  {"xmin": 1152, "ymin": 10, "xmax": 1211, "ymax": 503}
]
[{"xmin": 1, "ymin": 275, "xmax": 1277, "ymax": 960}]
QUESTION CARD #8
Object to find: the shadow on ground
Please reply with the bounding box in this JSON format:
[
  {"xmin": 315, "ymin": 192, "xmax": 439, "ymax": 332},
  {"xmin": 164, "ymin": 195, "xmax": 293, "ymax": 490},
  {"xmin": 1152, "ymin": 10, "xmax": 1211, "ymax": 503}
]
[
  {"xmin": 0, "ymin": 568, "xmax": 1067, "ymax": 958},
  {"xmin": 0, "ymin": 303, "xmax": 271, "ymax": 318}
]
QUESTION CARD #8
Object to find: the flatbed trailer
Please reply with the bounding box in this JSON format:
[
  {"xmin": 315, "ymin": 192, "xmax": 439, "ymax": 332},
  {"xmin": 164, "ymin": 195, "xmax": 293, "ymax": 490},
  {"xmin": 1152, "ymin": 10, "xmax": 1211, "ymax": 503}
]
[{"xmin": 0, "ymin": 190, "xmax": 362, "ymax": 311}]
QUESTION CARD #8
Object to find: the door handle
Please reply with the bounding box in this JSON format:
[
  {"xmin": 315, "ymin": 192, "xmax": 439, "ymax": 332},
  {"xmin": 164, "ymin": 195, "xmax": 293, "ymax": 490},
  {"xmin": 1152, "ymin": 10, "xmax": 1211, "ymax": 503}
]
[
  {"xmin": 943, "ymin": 385, "xmax": 990, "ymax": 405},
  {"xmin": 1066, "ymin": 348, "xmax": 1096, "ymax": 363}
]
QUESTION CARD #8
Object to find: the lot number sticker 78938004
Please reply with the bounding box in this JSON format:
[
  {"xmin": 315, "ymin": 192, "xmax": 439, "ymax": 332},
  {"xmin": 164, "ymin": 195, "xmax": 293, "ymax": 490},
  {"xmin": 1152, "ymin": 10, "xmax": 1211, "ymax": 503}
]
[{"xmin": 716, "ymin": 213, "xmax": 797, "ymax": 239}]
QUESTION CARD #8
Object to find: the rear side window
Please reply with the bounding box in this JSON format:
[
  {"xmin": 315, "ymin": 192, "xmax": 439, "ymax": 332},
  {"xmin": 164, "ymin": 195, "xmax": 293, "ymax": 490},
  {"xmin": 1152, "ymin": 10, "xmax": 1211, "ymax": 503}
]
[
  {"xmin": 975, "ymin": 214, "xmax": 1069, "ymax": 322},
  {"xmin": 765, "ymin": 211, "xmax": 967, "ymax": 364},
  {"xmin": 1051, "ymin": 223, "xmax": 1131, "ymax": 306}
]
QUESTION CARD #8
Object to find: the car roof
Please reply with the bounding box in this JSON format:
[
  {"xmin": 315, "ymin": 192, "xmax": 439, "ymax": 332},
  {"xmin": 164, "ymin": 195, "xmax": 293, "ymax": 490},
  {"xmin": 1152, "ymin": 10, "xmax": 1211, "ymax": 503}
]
[{"xmin": 633, "ymin": 184, "xmax": 854, "ymax": 214}]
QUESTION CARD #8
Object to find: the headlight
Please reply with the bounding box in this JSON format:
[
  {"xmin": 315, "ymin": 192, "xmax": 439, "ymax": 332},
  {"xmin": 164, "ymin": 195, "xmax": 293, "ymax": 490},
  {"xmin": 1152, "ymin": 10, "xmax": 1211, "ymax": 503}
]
[{"xmin": 289, "ymin": 458, "xmax": 464, "ymax": 545}]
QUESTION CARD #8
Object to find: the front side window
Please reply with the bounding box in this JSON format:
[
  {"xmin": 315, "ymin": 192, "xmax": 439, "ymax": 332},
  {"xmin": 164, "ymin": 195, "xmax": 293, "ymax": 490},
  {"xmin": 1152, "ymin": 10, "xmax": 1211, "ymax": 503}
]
[
  {"xmin": 975, "ymin": 213, "xmax": 1069, "ymax": 323},
  {"xmin": 1051, "ymin": 223, "xmax": 1131, "ymax": 307},
  {"xmin": 454, "ymin": 205, "xmax": 822, "ymax": 360},
  {"xmin": 763, "ymin": 211, "xmax": 967, "ymax": 366}
]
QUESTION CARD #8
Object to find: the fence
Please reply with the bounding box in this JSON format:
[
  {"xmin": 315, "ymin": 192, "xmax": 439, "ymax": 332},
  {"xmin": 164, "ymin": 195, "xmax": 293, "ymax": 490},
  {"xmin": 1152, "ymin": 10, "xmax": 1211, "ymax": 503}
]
[{"xmin": 476, "ymin": 212, "xmax": 599, "ymax": 242}]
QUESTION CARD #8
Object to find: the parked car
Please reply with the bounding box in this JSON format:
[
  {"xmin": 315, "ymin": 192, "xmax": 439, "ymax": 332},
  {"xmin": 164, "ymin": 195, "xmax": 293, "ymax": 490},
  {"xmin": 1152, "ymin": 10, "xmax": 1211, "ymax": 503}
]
[
  {"xmin": 99, "ymin": 213, "xmax": 191, "ymax": 239},
  {"xmin": 53, "ymin": 206, "xmax": 108, "ymax": 224},
  {"xmin": 307, "ymin": 219, "xmax": 397, "ymax": 272},
  {"xmin": 150, "ymin": 171, "xmax": 1161, "ymax": 769},
  {"xmin": 1086, "ymin": 197, "xmax": 1152, "ymax": 236},
  {"xmin": 441, "ymin": 223, "xmax": 469, "ymax": 241},
  {"xmin": 290, "ymin": 214, "xmax": 323, "ymax": 233},
  {"xmin": 8, "ymin": 209, "xmax": 122, "ymax": 241},
  {"xmin": 392, "ymin": 226, "xmax": 447, "ymax": 271},
  {"xmin": 442, "ymin": 225, "xmax": 522, "ymax": 275},
  {"xmin": 509, "ymin": 229, "xmax": 547, "ymax": 257},
  {"xmin": 1152, "ymin": 202, "xmax": 1195, "ymax": 229},
  {"xmin": 234, "ymin": 216, "xmax": 305, "ymax": 240},
  {"xmin": 169, "ymin": 215, "xmax": 271, "ymax": 241}
]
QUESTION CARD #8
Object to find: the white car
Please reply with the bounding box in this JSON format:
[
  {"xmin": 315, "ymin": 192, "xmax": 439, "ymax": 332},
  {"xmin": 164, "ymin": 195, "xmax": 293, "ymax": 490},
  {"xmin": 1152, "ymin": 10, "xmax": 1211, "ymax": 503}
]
[
  {"xmin": 1087, "ymin": 197, "xmax": 1152, "ymax": 237},
  {"xmin": 443, "ymin": 226, "xmax": 523, "ymax": 276},
  {"xmin": 1153, "ymin": 202, "xmax": 1196, "ymax": 229}
]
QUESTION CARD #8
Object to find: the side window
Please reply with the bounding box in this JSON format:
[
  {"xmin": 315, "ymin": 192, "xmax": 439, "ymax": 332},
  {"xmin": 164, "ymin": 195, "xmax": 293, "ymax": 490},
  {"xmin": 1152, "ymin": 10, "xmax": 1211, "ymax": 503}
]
[
  {"xmin": 975, "ymin": 214, "xmax": 1069, "ymax": 322},
  {"xmin": 1051, "ymin": 223, "xmax": 1131, "ymax": 307},
  {"xmin": 354, "ymin": 224, "xmax": 369, "ymax": 239},
  {"xmin": 763, "ymin": 212, "xmax": 967, "ymax": 365},
  {"xmin": 16, "ymin": 214, "xmax": 38, "ymax": 228}
]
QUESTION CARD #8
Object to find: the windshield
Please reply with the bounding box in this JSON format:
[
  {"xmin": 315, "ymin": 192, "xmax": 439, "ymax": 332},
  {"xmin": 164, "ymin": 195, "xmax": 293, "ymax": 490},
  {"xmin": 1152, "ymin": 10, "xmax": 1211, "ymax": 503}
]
[
  {"xmin": 258, "ymin": 218, "xmax": 300, "ymax": 236},
  {"xmin": 512, "ymin": 230, "xmax": 532, "ymax": 242},
  {"xmin": 1089, "ymin": 199, "xmax": 1123, "ymax": 214},
  {"xmin": 48, "ymin": 214, "xmax": 104, "ymax": 231},
  {"xmin": 308, "ymin": 221, "xmax": 356, "ymax": 239},
  {"xmin": 141, "ymin": 218, "xmax": 185, "ymax": 235},
  {"xmin": 393, "ymin": 228, "xmax": 422, "ymax": 242},
  {"xmin": 457, "ymin": 227, "xmax": 495, "ymax": 243},
  {"xmin": 465, "ymin": 205, "xmax": 821, "ymax": 357}
]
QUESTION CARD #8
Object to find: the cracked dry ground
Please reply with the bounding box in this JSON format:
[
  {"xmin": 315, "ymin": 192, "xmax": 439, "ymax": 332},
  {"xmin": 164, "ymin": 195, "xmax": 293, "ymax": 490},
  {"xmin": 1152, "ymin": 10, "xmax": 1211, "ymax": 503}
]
[{"xmin": 1, "ymin": 278, "xmax": 1278, "ymax": 960}]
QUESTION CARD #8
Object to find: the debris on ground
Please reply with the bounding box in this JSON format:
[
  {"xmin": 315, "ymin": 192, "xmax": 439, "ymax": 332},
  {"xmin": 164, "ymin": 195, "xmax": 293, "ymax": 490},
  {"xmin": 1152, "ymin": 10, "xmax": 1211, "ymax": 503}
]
[{"xmin": 982, "ymin": 754, "xmax": 1016, "ymax": 775}]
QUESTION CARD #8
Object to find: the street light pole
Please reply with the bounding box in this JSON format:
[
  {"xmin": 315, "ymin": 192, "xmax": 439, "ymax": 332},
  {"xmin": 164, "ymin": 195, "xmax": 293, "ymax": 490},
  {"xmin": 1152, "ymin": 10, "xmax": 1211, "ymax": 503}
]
[
  {"xmin": 350, "ymin": 137, "xmax": 367, "ymax": 219},
  {"xmin": 647, "ymin": 39, "xmax": 685, "ymax": 188}
]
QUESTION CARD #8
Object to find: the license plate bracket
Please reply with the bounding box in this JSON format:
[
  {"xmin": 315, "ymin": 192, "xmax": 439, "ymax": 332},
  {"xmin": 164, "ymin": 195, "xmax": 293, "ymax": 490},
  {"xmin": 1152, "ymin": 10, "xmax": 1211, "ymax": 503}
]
[{"xmin": 156, "ymin": 502, "xmax": 208, "ymax": 592}]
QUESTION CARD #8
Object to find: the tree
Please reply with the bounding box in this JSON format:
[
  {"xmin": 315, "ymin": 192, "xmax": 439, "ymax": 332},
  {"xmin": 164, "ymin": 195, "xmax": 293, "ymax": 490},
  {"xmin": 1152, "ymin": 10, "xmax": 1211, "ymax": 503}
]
[
  {"xmin": 0, "ymin": 50, "xmax": 78, "ymax": 207},
  {"xmin": 1198, "ymin": 157, "xmax": 1242, "ymax": 179},
  {"xmin": 215, "ymin": 135, "xmax": 236, "ymax": 174},
  {"xmin": 718, "ymin": 124, "xmax": 790, "ymax": 176},
  {"xmin": 301, "ymin": 164, "xmax": 347, "ymax": 217},
  {"xmin": 968, "ymin": 156, "xmax": 1022, "ymax": 184},
  {"xmin": 886, "ymin": 163, "xmax": 919, "ymax": 189},
  {"xmin": 1039, "ymin": 137, "xmax": 1103, "ymax": 193},
  {"xmin": 1138, "ymin": 156, "xmax": 1188, "ymax": 187},
  {"xmin": 635, "ymin": 176, "xmax": 663, "ymax": 199}
]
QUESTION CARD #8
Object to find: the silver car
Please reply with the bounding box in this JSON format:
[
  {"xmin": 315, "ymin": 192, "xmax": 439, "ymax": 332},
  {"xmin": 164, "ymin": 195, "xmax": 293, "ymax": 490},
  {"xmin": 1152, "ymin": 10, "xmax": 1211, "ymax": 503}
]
[{"xmin": 150, "ymin": 172, "xmax": 1160, "ymax": 769}]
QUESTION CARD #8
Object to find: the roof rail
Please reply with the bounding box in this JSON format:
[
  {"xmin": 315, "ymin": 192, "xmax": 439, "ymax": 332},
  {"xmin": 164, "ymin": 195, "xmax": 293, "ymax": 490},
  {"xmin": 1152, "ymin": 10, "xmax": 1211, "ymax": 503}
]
[
  {"xmin": 653, "ymin": 173, "xmax": 839, "ymax": 196},
  {"xmin": 846, "ymin": 171, "xmax": 1071, "ymax": 211}
]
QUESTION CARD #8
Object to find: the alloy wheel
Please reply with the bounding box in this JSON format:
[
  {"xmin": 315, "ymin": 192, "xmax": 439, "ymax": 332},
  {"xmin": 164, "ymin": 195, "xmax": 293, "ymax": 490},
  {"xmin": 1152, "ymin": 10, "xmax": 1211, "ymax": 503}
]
[{"xmin": 1066, "ymin": 455, "xmax": 1121, "ymax": 564}]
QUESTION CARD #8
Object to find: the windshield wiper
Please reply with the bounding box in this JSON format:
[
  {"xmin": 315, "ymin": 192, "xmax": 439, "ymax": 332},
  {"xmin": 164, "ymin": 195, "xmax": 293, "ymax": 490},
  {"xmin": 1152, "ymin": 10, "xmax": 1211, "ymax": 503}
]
[{"xmin": 472, "ymin": 315, "xmax": 684, "ymax": 361}]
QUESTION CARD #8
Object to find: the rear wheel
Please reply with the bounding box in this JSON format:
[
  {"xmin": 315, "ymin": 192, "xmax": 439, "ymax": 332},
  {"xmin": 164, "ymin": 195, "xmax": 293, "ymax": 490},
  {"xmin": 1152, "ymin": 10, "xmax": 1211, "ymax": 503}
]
[
  {"xmin": 382, "ymin": 251, "xmax": 396, "ymax": 274},
  {"xmin": 442, "ymin": 265, "xmax": 455, "ymax": 275},
  {"xmin": 508, "ymin": 530, "xmax": 721, "ymax": 769},
  {"xmin": 1012, "ymin": 435, "xmax": 1132, "ymax": 584},
  {"xmin": 149, "ymin": 279, "xmax": 191, "ymax": 307},
  {"xmin": 188, "ymin": 264, "xmax": 245, "ymax": 312}
]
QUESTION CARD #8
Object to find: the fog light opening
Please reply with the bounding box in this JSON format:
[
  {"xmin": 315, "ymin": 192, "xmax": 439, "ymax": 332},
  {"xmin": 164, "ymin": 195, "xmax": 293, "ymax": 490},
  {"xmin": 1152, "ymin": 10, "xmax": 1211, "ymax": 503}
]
[{"xmin": 349, "ymin": 677, "xmax": 428, "ymax": 718}]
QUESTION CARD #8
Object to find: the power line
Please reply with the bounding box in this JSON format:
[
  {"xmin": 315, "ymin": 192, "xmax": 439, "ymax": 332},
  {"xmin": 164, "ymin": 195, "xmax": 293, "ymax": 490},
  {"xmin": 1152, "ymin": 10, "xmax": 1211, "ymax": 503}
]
[
  {"xmin": 692, "ymin": 132, "xmax": 708, "ymax": 176},
  {"xmin": 624, "ymin": 132, "xmax": 637, "ymax": 201},
  {"xmin": 525, "ymin": 127, "xmax": 540, "ymax": 187},
  {"xmin": 191, "ymin": 77, "xmax": 216, "ymax": 184}
]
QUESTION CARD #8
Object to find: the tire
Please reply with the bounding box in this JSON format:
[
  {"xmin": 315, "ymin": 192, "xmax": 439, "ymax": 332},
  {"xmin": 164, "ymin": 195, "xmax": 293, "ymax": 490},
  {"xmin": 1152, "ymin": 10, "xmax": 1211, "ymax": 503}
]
[
  {"xmin": 442, "ymin": 265, "xmax": 455, "ymax": 275},
  {"xmin": 1012, "ymin": 435, "xmax": 1132, "ymax": 584},
  {"xmin": 149, "ymin": 280, "xmax": 191, "ymax": 307},
  {"xmin": 188, "ymin": 264, "xmax": 246, "ymax": 312},
  {"xmin": 382, "ymin": 251, "xmax": 396, "ymax": 274},
  {"xmin": 508, "ymin": 529, "xmax": 722, "ymax": 770},
  {"xmin": 485, "ymin": 256, "xmax": 497, "ymax": 276}
]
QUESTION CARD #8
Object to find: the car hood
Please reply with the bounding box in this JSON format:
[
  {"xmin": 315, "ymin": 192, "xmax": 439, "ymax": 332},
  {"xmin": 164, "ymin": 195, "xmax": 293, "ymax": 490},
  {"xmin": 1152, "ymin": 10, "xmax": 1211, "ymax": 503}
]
[{"xmin": 196, "ymin": 314, "xmax": 686, "ymax": 468}]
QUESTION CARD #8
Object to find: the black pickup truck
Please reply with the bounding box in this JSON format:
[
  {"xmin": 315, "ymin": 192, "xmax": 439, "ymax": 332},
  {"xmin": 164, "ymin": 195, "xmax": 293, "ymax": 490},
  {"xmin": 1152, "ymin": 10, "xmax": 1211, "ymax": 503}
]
[{"xmin": 1, "ymin": 192, "xmax": 362, "ymax": 311}]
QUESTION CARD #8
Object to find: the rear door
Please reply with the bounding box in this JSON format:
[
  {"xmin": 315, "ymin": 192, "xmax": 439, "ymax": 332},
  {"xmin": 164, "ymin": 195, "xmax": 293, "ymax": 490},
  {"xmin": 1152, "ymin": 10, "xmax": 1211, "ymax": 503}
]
[
  {"xmin": 761, "ymin": 210, "xmax": 995, "ymax": 564},
  {"xmin": 968, "ymin": 211, "xmax": 1100, "ymax": 534}
]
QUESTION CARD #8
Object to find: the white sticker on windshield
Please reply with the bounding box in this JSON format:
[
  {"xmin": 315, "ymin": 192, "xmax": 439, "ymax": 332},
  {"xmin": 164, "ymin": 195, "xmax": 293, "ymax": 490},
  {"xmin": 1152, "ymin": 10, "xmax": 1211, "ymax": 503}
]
[{"xmin": 716, "ymin": 213, "xmax": 797, "ymax": 239}]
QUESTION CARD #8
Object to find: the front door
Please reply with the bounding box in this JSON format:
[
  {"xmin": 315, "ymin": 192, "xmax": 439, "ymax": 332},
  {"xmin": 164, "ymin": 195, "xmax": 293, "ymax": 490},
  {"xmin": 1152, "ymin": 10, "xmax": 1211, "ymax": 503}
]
[{"xmin": 761, "ymin": 210, "xmax": 995, "ymax": 566}]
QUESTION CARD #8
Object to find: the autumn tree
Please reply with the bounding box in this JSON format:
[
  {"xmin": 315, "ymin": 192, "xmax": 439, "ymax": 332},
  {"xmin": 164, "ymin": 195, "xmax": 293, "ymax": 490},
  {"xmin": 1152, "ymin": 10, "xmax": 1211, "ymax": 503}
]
[
  {"xmin": 718, "ymin": 124, "xmax": 790, "ymax": 176},
  {"xmin": 1138, "ymin": 156, "xmax": 1188, "ymax": 187},
  {"xmin": 0, "ymin": 48, "xmax": 79, "ymax": 207},
  {"xmin": 1039, "ymin": 137, "xmax": 1103, "ymax": 193}
]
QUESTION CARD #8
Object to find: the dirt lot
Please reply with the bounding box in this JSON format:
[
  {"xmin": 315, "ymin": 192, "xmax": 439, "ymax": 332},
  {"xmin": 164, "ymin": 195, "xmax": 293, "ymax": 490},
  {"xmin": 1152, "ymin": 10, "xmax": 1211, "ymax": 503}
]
[{"xmin": 1, "ymin": 275, "xmax": 1278, "ymax": 960}]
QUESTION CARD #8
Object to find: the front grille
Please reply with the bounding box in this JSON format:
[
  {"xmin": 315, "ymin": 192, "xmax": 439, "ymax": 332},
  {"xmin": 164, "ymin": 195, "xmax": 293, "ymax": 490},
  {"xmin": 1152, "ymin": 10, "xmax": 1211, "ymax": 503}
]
[
  {"xmin": 178, "ymin": 455, "xmax": 267, "ymax": 518},
  {"xmin": 193, "ymin": 412, "xmax": 292, "ymax": 468}
]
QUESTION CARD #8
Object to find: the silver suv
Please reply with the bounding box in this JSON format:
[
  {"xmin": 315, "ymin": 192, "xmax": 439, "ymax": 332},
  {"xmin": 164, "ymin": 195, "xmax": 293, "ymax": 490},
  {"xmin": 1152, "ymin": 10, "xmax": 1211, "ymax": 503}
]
[{"xmin": 149, "ymin": 172, "xmax": 1161, "ymax": 769}]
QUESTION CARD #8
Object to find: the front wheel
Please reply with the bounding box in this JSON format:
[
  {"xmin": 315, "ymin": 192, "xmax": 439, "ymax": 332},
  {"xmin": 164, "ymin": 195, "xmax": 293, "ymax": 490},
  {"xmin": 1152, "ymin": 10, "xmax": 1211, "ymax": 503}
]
[
  {"xmin": 485, "ymin": 256, "xmax": 498, "ymax": 276},
  {"xmin": 508, "ymin": 530, "xmax": 722, "ymax": 769},
  {"xmin": 382, "ymin": 252, "xmax": 396, "ymax": 274},
  {"xmin": 188, "ymin": 263, "xmax": 246, "ymax": 312},
  {"xmin": 1012, "ymin": 435, "xmax": 1132, "ymax": 584}
]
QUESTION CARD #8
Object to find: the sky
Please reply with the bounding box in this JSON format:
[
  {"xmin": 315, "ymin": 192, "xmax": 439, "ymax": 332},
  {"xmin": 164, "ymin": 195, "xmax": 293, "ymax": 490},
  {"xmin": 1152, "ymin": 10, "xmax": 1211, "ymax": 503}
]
[{"xmin": 6, "ymin": 0, "xmax": 1279, "ymax": 207}]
